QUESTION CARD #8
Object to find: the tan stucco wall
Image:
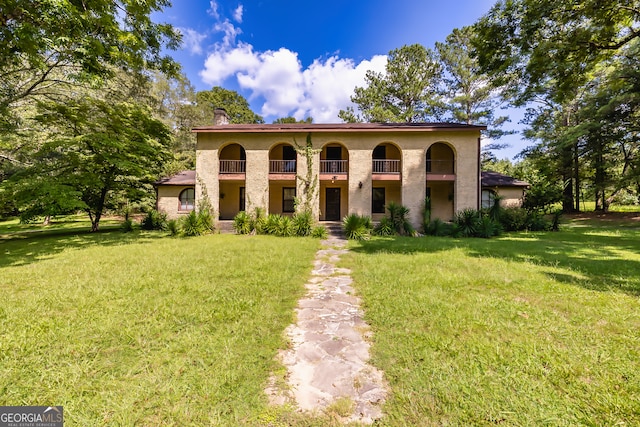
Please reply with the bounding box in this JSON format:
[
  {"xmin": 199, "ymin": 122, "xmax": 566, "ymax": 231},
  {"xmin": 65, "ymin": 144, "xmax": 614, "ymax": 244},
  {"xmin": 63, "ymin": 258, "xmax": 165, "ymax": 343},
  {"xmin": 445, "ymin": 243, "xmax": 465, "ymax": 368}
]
[
  {"xmin": 428, "ymin": 182, "xmax": 455, "ymax": 221},
  {"xmin": 196, "ymin": 130, "xmax": 480, "ymax": 227},
  {"xmin": 157, "ymin": 185, "xmax": 194, "ymax": 219},
  {"xmin": 371, "ymin": 181, "xmax": 402, "ymax": 221},
  {"xmin": 496, "ymin": 187, "xmax": 526, "ymax": 208},
  {"xmin": 219, "ymin": 181, "xmax": 244, "ymax": 219}
]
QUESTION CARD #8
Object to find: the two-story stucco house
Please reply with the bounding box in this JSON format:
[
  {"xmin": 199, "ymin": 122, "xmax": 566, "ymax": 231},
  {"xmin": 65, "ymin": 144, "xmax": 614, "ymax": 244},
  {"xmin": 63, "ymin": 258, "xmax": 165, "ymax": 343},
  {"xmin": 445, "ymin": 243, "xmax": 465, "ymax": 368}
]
[{"xmin": 156, "ymin": 109, "xmax": 486, "ymax": 229}]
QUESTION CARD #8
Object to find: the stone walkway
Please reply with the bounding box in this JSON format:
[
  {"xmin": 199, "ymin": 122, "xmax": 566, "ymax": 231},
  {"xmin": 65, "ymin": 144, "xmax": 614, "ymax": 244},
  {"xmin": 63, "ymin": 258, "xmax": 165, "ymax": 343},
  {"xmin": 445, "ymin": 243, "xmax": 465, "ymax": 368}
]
[{"xmin": 266, "ymin": 231, "xmax": 387, "ymax": 424}]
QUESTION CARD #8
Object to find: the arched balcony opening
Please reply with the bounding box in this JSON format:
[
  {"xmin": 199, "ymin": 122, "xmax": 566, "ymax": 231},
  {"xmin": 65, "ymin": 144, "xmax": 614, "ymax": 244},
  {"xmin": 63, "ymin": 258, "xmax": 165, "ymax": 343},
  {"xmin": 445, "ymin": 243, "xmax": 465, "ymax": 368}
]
[
  {"xmin": 372, "ymin": 142, "xmax": 401, "ymax": 179},
  {"xmin": 269, "ymin": 143, "xmax": 297, "ymax": 176},
  {"xmin": 219, "ymin": 143, "xmax": 246, "ymax": 174}
]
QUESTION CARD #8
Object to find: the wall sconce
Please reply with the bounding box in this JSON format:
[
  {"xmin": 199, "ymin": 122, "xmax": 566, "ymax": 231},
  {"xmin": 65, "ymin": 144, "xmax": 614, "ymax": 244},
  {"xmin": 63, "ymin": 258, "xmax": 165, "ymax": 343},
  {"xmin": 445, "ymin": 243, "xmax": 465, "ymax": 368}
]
[
  {"xmin": 220, "ymin": 192, "xmax": 225, "ymax": 199},
  {"xmin": 331, "ymin": 175, "xmax": 337, "ymax": 184},
  {"xmin": 358, "ymin": 181, "xmax": 363, "ymax": 189}
]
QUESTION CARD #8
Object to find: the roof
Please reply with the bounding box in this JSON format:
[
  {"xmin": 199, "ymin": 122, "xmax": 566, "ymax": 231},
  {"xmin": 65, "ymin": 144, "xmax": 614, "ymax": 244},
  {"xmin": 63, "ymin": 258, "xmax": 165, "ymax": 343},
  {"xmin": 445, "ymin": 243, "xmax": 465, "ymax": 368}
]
[
  {"xmin": 481, "ymin": 171, "xmax": 530, "ymax": 188},
  {"xmin": 192, "ymin": 122, "xmax": 486, "ymax": 133},
  {"xmin": 154, "ymin": 170, "xmax": 195, "ymax": 186}
]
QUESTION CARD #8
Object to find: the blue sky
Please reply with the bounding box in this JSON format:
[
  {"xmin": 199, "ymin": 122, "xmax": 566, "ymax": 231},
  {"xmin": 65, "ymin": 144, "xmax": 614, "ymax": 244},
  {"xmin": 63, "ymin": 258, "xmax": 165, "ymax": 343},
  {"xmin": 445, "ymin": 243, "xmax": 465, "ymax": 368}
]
[{"xmin": 158, "ymin": 0, "xmax": 526, "ymax": 159}]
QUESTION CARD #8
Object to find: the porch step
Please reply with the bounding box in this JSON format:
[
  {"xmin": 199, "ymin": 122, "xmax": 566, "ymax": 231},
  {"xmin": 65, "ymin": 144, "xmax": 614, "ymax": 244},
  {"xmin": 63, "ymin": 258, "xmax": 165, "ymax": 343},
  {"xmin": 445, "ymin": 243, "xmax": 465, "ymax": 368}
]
[
  {"xmin": 322, "ymin": 221, "xmax": 345, "ymax": 238},
  {"xmin": 217, "ymin": 220, "xmax": 235, "ymax": 234}
]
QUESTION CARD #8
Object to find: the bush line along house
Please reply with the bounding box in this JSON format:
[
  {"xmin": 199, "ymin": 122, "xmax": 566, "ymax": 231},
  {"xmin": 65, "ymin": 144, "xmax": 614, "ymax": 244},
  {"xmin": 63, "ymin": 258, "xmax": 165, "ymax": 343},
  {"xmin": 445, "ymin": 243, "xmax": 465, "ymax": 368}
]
[{"xmin": 156, "ymin": 108, "xmax": 497, "ymax": 228}]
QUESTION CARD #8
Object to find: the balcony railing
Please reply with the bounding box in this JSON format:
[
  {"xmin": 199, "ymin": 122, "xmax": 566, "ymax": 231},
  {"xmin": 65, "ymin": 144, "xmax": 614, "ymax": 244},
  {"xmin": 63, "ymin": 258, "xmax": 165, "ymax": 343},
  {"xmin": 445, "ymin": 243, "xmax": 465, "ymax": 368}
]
[
  {"xmin": 219, "ymin": 160, "xmax": 246, "ymax": 174},
  {"xmin": 427, "ymin": 160, "xmax": 455, "ymax": 174},
  {"xmin": 320, "ymin": 160, "xmax": 348, "ymax": 174},
  {"xmin": 269, "ymin": 160, "xmax": 296, "ymax": 174},
  {"xmin": 373, "ymin": 159, "xmax": 400, "ymax": 174}
]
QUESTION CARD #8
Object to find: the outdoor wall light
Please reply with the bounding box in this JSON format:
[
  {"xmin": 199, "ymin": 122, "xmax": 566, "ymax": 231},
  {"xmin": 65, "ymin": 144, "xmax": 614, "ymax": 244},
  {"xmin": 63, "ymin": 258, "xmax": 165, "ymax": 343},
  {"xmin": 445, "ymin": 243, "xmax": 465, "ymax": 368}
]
[
  {"xmin": 331, "ymin": 175, "xmax": 337, "ymax": 184},
  {"xmin": 358, "ymin": 181, "xmax": 363, "ymax": 189}
]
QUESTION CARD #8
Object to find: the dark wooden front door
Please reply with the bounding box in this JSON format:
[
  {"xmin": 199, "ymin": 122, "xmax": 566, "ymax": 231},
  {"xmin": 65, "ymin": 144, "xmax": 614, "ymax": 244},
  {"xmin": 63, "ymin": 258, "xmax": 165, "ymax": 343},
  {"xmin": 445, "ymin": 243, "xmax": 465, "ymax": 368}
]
[{"xmin": 325, "ymin": 188, "xmax": 341, "ymax": 221}]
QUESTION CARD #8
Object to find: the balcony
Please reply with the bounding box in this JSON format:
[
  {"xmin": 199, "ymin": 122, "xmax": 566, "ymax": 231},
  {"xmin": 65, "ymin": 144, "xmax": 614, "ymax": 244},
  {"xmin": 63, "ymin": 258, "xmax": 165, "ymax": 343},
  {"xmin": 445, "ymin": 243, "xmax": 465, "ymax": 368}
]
[
  {"xmin": 373, "ymin": 159, "xmax": 400, "ymax": 174},
  {"xmin": 269, "ymin": 160, "xmax": 296, "ymax": 174},
  {"xmin": 426, "ymin": 160, "xmax": 455, "ymax": 181},
  {"xmin": 220, "ymin": 160, "xmax": 247, "ymax": 175},
  {"xmin": 320, "ymin": 160, "xmax": 348, "ymax": 174}
]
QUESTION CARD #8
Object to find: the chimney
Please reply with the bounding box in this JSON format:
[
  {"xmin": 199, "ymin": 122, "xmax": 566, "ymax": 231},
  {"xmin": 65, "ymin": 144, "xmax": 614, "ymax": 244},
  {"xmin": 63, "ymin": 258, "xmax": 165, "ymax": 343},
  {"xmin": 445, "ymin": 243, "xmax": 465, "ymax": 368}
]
[{"xmin": 214, "ymin": 108, "xmax": 230, "ymax": 125}]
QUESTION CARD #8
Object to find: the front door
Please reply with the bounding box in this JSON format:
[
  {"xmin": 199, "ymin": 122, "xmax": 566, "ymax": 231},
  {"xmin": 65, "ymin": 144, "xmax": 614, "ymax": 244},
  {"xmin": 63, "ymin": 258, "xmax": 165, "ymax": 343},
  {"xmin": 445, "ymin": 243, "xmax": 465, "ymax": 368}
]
[{"xmin": 325, "ymin": 188, "xmax": 341, "ymax": 221}]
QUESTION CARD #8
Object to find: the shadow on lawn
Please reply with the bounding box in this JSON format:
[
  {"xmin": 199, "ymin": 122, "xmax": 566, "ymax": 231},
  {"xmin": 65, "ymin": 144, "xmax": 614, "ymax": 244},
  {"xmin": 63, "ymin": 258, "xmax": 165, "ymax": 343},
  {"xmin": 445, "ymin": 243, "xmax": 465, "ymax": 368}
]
[
  {"xmin": 351, "ymin": 226, "xmax": 640, "ymax": 297},
  {"xmin": 0, "ymin": 228, "xmax": 166, "ymax": 268}
]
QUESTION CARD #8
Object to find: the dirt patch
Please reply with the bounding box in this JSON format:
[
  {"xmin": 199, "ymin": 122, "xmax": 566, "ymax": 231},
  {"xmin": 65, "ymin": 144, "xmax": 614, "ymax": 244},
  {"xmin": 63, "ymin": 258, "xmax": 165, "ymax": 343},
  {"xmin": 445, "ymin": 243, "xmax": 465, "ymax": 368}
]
[{"xmin": 564, "ymin": 211, "xmax": 640, "ymax": 223}]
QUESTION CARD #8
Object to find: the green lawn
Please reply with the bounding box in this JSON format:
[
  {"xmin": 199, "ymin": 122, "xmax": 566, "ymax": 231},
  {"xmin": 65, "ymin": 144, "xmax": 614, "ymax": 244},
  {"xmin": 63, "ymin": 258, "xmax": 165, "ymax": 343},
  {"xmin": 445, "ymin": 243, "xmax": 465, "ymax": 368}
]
[
  {"xmin": 343, "ymin": 218, "xmax": 640, "ymax": 426},
  {"xmin": 1, "ymin": 216, "xmax": 639, "ymax": 426},
  {"xmin": 0, "ymin": 230, "xmax": 320, "ymax": 426}
]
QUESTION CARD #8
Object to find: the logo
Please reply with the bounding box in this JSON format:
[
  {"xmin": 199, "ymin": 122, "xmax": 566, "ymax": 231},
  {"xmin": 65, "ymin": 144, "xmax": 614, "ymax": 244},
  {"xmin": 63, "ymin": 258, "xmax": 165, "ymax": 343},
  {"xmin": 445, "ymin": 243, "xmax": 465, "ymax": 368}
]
[{"xmin": 0, "ymin": 406, "xmax": 63, "ymax": 427}]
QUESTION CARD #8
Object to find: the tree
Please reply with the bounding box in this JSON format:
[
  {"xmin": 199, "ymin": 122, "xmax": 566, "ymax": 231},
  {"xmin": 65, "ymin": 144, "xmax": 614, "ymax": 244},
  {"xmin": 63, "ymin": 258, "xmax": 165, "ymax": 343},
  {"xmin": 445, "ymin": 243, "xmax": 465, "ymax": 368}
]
[
  {"xmin": 473, "ymin": 0, "xmax": 640, "ymax": 105},
  {"xmin": 339, "ymin": 44, "xmax": 442, "ymax": 123},
  {"xmin": 8, "ymin": 98, "xmax": 172, "ymax": 231},
  {"xmin": 436, "ymin": 26, "xmax": 514, "ymax": 164},
  {"xmin": 195, "ymin": 87, "xmax": 264, "ymax": 125},
  {"xmin": 273, "ymin": 116, "xmax": 313, "ymax": 124},
  {"xmin": 473, "ymin": 1, "xmax": 640, "ymax": 212},
  {"xmin": 0, "ymin": 1, "xmax": 180, "ymax": 133}
]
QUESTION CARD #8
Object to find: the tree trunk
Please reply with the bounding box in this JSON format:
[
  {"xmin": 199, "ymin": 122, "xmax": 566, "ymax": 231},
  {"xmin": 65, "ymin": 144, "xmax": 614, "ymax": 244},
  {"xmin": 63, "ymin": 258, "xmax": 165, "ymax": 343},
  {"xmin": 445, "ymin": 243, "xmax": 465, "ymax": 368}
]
[{"xmin": 561, "ymin": 143, "xmax": 575, "ymax": 213}]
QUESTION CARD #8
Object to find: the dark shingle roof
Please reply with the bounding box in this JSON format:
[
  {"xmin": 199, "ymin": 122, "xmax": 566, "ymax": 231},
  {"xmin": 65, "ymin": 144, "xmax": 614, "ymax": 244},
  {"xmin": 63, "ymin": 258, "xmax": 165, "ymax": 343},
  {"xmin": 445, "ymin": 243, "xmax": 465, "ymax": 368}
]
[
  {"xmin": 481, "ymin": 171, "xmax": 530, "ymax": 188},
  {"xmin": 192, "ymin": 122, "xmax": 486, "ymax": 133},
  {"xmin": 155, "ymin": 170, "xmax": 195, "ymax": 186}
]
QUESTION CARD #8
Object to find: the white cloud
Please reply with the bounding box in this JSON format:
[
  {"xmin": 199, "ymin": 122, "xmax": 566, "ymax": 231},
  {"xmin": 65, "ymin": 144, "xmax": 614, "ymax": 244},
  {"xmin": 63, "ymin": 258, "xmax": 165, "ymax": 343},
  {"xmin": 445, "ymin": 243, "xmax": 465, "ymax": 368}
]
[
  {"xmin": 233, "ymin": 5, "xmax": 244, "ymax": 23},
  {"xmin": 179, "ymin": 28, "xmax": 207, "ymax": 55},
  {"xmin": 200, "ymin": 43, "xmax": 387, "ymax": 122},
  {"xmin": 207, "ymin": 1, "xmax": 219, "ymax": 19},
  {"xmin": 214, "ymin": 19, "xmax": 242, "ymax": 48}
]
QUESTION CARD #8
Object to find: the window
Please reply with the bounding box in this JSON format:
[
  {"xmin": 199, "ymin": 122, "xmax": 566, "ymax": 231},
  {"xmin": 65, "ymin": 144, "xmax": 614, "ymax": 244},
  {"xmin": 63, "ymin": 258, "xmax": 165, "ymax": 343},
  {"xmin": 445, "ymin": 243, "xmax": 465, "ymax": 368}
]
[
  {"xmin": 372, "ymin": 187, "xmax": 385, "ymax": 213},
  {"xmin": 283, "ymin": 187, "xmax": 296, "ymax": 212},
  {"xmin": 481, "ymin": 190, "xmax": 496, "ymax": 209},
  {"xmin": 239, "ymin": 187, "xmax": 246, "ymax": 212},
  {"xmin": 179, "ymin": 188, "xmax": 195, "ymax": 211}
]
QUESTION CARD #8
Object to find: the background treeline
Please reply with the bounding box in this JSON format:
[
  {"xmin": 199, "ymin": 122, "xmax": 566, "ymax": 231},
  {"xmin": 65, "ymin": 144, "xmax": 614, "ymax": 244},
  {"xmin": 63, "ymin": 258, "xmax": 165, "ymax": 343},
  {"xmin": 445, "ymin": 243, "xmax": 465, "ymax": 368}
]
[{"xmin": 1, "ymin": 1, "xmax": 638, "ymax": 229}]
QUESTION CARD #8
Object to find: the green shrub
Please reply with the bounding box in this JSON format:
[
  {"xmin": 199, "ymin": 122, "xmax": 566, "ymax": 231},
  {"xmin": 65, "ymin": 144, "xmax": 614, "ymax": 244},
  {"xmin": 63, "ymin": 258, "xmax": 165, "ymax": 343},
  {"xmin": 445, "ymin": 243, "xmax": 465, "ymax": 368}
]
[
  {"xmin": 121, "ymin": 218, "xmax": 135, "ymax": 233},
  {"xmin": 276, "ymin": 216, "xmax": 294, "ymax": 237},
  {"xmin": 311, "ymin": 225, "xmax": 328, "ymax": 239},
  {"xmin": 527, "ymin": 211, "xmax": 551, "ymax": 231},
  {"xmin": 181, "ymin": 211, "xmax": 201, "ymax": 236},
  {"xmin": 264, "ymin": 214, "xmax": 282, "ymax": 235},
  {"xmin": 166, "ymin": 219, "xmax": 180, "ymax": 236},
  {"xmin": 343, "ymin": 214, "xmax": 372, "ymax": 240},
  {"xmin": 477, "ymin": 216, "xmax": 500, "ymax": 238},
  {"xmin": 141, "ymin": 210, "xmax": 167, "ymax": 230},
  {"xmin": 250, "ymin": 207, "xmax": 267, "ymax": 234},
  {"xmin": 499, "ymin": 207, "xmax": 529, "ymax": 231},
  {"xmin": 425, "ymin": 218, "xmax": 452, "ymax": 236},
  {"xmin": 374, "ymin": 216, "xmax": 394, "ymax": 236},
  {"xmin": 232, "ymin": 211, "xmax": 251, "ymax": 234},
  {"xmin": 387, "ymin": 202, "xmax": 414, "ymax": 236},
  {"xmin": 292, "ymin": 211, "xmax": 313, "ymax": 236},
  {"xmin": 196, "ymin": 208, "xmax": 214, "ymax": 234},
  {"xmin": 454, "ymin": 208, "xmax": 481, "ymax": 237}
]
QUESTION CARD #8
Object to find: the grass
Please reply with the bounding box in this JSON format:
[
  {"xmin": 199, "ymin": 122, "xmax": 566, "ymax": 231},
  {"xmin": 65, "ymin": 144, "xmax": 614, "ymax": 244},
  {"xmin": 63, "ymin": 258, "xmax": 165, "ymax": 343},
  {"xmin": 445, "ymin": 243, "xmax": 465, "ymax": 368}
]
[
  {"xmin": 0, "ymin": 229, "xmax": 320, "ymax": 425},
  {"xmin": 2, "ymin": 214, "xmax": 639, "ymax": 425},
  {"xmin": 343, "ymin": 218, "xmax": 640, "ymax": 425}
]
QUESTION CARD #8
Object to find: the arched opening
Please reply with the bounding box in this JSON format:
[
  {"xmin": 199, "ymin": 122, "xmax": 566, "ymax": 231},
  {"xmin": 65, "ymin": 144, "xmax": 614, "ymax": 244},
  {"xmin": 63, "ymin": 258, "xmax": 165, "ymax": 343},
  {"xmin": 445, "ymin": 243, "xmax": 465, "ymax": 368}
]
[
  {"xmin": 218, "ymin": 143, "xmax": 246, "ymax": 219},
  {"xmin": 426, "ymin": 142, "xmax": 456, "ymax": 221},
  {"xmin": 320, "ymin": 143, "xmax": 349, "ymax": 221},
  {"xmin": 372, "ymin": 142, "xmax": 402, "ymax": 220}
]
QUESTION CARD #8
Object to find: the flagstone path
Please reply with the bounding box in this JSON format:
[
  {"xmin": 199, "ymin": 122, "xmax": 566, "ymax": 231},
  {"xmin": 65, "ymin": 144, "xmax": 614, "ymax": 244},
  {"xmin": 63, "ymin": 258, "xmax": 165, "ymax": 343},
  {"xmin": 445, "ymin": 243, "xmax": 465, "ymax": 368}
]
[{"xmin": 266, "ymin": 230, "xmax": 387, "ymax": 424}]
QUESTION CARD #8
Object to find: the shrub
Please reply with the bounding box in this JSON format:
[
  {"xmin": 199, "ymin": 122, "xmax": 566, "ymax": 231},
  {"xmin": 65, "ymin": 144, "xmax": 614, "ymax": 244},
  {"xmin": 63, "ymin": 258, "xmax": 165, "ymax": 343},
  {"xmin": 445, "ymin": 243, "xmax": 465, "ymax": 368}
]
[
  {"xmin": 166, "ymin": 219, "xmax": 180, "ymax": 236},
  {"xmin": 374, "ymin": 216, "xmax": 395, "ymax": 236},
  {"xmin": 264, "ymin": 214, "xmax": 282, "ymax": 235},
  {"xmin": 250, "ymin": 207, "xmax": 267, "ymax": 234},
  {"xmin": 292, "ymin": 211, "xmax": 313, "ymax": 236},
  {"xmin": 141, "ymin": 210, "xmax": 167, "ymax": 230},
  {"xmin": 275, "ymin": 216, "xmax": 294, "ymax": 237},
  {"xmin": 387, "ymin": 202, "xmax": 414, "ymax": 236},
  {"xmin": 121, "ymin": 218, "xmax": 135, "ymax": 233},
  {"xmin": 343, "ymin": 214, "xmax": 372, "ymax": 240},
  {"xmin": 477, "ymin": 216, "xmax": 500, "ymax": 238},
  {"xmin": 527, "ymin": 211, "xmax": 551, "ymax": 231},
  {"xmin": 425, "ymin": 218, "xmax": 452, "ymax": 236},
  {"xmin": 499, "ymin": 207, "xmax": 529, "ymax": 231},
  {"xmin": 232, "ymin": 211, "xmax": 251, "ymax": 234},
  {"xmin": 454, "ymin": 208, "xmax": 481, "ymax": 237},
  {"xmin": 196, "ymin": 208, "xmax": 214, "ymax": 234},
  {"xmin": 181, "ymin": 211, "xmax": 201, "ymax": 236},
  {"xmin": 311, "ymin": 225, "xmax": 328, "ymax": 239}
]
